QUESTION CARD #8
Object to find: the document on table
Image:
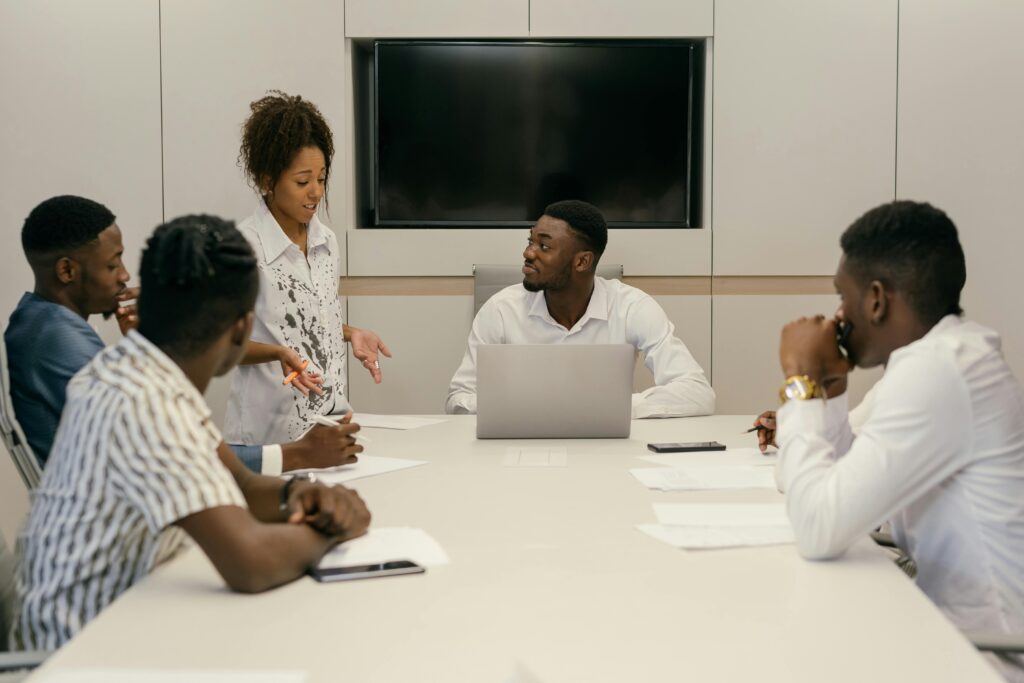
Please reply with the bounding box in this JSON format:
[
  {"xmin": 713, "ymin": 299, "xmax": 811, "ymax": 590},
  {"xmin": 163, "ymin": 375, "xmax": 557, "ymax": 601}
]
[
  {"xmin": 319, "ymin": 527, "xmax": 450, "ymax": 569},
  {"xmin": 503, "ymin": 447, "xmax": 568, "ymax": 467},
  {"xmin": 630, "ymin": 466, "xmax": 776, "ymax": 491},
  {"xmin": 640, "ymin": 446, "xmax": 776, "ymax": 469},
  {"xmin": 37, "ymin": 672, "xmax": 307, "ymax": 683},
  {"xmin": 350, "ymin": 413, "xmax": 447, "ymax": 430},
  {"xmin": 289, "ymin": 455, "xmax": 426, "ymax": 484},
  {"xmin": 638, "ymin": 502, "xmax": 794, "ymax": 550}
]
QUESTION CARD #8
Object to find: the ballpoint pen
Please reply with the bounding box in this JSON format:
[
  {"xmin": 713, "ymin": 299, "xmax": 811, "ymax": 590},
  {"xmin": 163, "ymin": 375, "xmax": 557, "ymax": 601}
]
[{"xmin": 313, "ymin": 414, "xmax": 373, "ymax": 444}]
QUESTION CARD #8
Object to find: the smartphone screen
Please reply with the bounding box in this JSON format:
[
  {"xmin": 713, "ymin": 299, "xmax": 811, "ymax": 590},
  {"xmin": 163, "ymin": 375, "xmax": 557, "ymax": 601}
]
[{"xmin": 311, "ymin": 560, "xmax": 424, "ymax": 582}]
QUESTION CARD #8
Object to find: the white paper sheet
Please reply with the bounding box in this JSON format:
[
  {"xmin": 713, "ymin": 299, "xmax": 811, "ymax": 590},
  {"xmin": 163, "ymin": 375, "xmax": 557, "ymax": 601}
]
[
  {"xmin": 319, "ymin": 527, "xmax": 450, "ymax": 569},
  {"xmin": 636, "ymin": 523, "xmax": 795, "ymax": 549},
  {"xmin": 502, "ymin": 447, "xmax": 568, "ymax": 467},
  {"xmin": 653, "ymin": 502, "xmax": 790, "ymax": 527},
  {"xmin": 289, "ymin": 455, "xmax": 426, "ymax": 484},
  {"xmin": 630, "ymin": 466, "xmax": 776, "ymax": 491},
  {"xmin": 640, "ymin": 446, "xmax": 776, "ymax": 469},
  {"xmin": 350, "ymin": 413, "xmax": 447, "ymax": 430},
  {"xmin": 38, "ymin": 672, "xmax": 306, "ymax": 683}
]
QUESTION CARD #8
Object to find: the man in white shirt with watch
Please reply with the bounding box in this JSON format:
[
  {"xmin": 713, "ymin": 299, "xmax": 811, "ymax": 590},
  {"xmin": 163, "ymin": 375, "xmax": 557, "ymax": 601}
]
[
  {"xmin": 772, "ymin": 200, "xmax": 1024, "ymax": 681},
  {"xmin": 445, "ymin": 200, "xmax": 715, "ymax": 418}
]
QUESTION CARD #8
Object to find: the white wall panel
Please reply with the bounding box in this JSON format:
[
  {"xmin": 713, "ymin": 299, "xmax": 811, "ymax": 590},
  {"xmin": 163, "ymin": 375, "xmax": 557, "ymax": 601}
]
[
  {"xmin": 530, "ymin": 0, "xmax": 712, "ymax": 37},
  {"xmin": 712, "ymin": 295, "xmax": 882, "ymax": 415},
  {"xmin": 712, "ymin": 0, "xmax": 897, "ymax": 275},
  {"xmin": 897, "ymin": 0, "xmax": 1024, "ymax": 377},
  {"xmin": 0, "ymin": 0, "xmax": 162, "ymax": 317},
  {"xmin": 346, "ymin": 0, "xmax": 527, "ymax": 38},
  {"xmin": 349, "ymin": 229, "xmax": 710, "ymax": 276},
  {"xmin": 346, "ymin": 296, "xmax": 475, "ymax": 414},
  {"xmin": 160, "ymin": 0, "xmax": 346, "ymax": 271}
]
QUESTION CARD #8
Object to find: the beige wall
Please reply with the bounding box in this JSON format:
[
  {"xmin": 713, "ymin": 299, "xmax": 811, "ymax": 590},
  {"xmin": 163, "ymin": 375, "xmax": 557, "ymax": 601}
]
[{"xmin": 2, "ymin": 1, "xmax": 1023, "ymax": 531}]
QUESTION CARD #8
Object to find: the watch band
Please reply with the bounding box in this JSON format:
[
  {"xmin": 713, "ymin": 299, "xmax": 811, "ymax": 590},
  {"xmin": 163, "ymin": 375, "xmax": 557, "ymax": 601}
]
[{"xmin": 279, "ymin": 472, "xmax": 318, "ymax": 513}]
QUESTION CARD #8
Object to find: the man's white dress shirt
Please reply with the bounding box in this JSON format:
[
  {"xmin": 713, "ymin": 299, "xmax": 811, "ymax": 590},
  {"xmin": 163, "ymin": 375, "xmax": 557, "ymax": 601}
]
[
  {"xmin": 224, "ymin": 203, "xmax": 349, "ymax": 447},
  {"xmin": 446, "ymin": 277, "xmax": 715, "ymax": 418},
  {"xmin": 777, "ymin": 316, "xmax": 1024, "ymax": 681}
]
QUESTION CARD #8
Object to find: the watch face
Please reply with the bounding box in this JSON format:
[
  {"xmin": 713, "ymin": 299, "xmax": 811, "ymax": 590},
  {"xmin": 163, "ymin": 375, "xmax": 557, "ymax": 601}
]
[{"xmin": 785, "ymin": 378, "xmax": 813, "ymax": 400}]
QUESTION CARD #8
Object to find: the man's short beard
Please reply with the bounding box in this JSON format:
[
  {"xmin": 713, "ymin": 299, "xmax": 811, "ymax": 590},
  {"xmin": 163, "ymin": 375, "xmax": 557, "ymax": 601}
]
[{"xmin": 522, "ymin": 278, "xmax": 543, "ymax": 292}]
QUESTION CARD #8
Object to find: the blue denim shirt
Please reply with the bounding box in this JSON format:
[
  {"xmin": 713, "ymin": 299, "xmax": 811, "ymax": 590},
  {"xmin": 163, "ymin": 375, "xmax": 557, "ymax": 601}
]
[{"xmin": 5, "ymin": 292, "xmax": 264, "ymax": 471}]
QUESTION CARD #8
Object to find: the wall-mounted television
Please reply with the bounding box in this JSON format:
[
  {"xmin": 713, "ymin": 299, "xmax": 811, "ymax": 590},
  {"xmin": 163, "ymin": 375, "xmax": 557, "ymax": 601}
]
[{"xmin": 370, "ymin": 40, "xmax": 704, "ymax": 228}]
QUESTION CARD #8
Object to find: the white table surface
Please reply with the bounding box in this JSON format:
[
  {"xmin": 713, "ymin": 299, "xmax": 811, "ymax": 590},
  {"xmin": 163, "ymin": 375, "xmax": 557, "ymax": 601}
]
[{"xmin": 28, "ymin": 416, "xmax": 1002, "ymax": 682}]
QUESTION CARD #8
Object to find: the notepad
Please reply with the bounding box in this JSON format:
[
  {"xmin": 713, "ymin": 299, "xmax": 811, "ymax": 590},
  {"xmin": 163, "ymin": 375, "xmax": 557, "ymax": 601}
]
[
  {"xmin": 319, "ymin": 527, "xmax": 450, "ymax": 569},
  {"xmin": 289, "ymin": 455, "xmax": 426, "ymax": 484},
  {"xmin": 630, "ymin": 466, "xmax": 776, "ymax": 491}
]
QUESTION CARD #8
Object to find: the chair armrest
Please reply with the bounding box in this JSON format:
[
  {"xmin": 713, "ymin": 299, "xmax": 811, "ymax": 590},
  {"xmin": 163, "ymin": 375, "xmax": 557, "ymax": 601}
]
[
  {"xmin": 870, "ymin": 531, "xmax": 897, "ymax": 548},
  {"xmin": 964, "ymin": 630, "xmax": 1024, "ymax": 654},
  {"xmin": 0, "ymin": 650, "xmax": 50, "ymax": 672}
]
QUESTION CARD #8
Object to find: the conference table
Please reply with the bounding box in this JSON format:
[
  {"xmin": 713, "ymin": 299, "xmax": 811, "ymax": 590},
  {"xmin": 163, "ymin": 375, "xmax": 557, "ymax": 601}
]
[{"xmin": 27, "ymin": 415, "xmax": 1002, "ymax": 682}]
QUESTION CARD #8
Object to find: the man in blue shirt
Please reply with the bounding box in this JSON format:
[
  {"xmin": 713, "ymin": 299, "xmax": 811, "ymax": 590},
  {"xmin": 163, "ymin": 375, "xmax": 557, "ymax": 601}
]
[{"xmin": 5, "ymin": 195, "xmax": 358, "ymax": 472}]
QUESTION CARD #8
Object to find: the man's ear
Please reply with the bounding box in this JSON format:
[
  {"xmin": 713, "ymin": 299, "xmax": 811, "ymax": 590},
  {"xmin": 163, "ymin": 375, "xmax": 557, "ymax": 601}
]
[
  {"xmin": 230, "ymin": 311, "xmax": 255, "ymax": 348},
  {"xmin": 574, "ymin": 250, "xmax": 594, "ymax": 273},
  {"xmin": 54, "ymin": 256, "xmax": 78, "ymax": 285},
  {"xmin": 868, "ymin": 280, "xmax": 889, "ymax": 324}
]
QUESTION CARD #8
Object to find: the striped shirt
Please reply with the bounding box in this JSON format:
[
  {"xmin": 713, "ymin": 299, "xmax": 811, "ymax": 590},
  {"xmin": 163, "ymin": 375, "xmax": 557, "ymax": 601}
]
[{"xmin": 12, "ymin": 330, "xmax": 245, "ymax": 650}]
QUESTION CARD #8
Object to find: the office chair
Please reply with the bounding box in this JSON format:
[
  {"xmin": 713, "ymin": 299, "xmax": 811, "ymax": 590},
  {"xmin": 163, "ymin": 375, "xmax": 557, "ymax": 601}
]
[
  {"xmin": 0, "ymin": 343, "xmax": 40, "ymax": 490},
  {"xmin": 870, "ymin": 531, "xmax": 1024, "ymax": 656},
  {"xmin": 0, "ymin": 528, "xmax": 48, "ymax": 676},
  {"xmin": 472, "ymin": 263, "xmax": 624, "ymax": 316}
]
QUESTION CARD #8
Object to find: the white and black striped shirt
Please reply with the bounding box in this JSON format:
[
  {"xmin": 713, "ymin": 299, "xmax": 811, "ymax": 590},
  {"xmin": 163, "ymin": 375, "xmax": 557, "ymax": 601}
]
[{"xmin": 12, "ymin": 330, "xmax": 245, "ymax": 649}]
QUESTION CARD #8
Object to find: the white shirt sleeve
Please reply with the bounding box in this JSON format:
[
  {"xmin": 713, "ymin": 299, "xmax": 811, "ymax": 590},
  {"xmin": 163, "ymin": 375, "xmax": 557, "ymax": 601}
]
[
  {"xmin": 776, "ymin": 351, "xmax": 972, "ymax": 560},
  {"xmin": 260, "ymin": 444, "xmax": 283, "ymax": 476},
  {"xmin": 626, "ymin": 295, "xmax": 715, "ymax": 418},
  {"xmin": 445, "ymin": 301, "xmax": 503, "ymax": 415}
]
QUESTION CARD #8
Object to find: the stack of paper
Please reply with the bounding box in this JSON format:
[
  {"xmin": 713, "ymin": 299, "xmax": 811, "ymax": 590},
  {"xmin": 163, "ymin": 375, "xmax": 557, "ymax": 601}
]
[
  {"xmin": 639, "ymin": 446, "xmax": 776, "ymax": 469},
  {"xmin": 319, "ymin": 527, "xmax": 450, "ymax": 568},
  {"xmin": 638, "ymin": 503, "xmax": 794, "ymax": 550},
  {"xmin": 38, "ymin": 673, "xmax": 307, "ymax": 683},
  {"xmin": 289, "ymin": 455, "xmax": 426, "ymax": 485},
  {"xmin": 630, "ymin": 466, "xmax": 775, "ymax": 491},
  {"xmin": 350, "ymin": 413, "xmax": 447, "ymax": 430}
]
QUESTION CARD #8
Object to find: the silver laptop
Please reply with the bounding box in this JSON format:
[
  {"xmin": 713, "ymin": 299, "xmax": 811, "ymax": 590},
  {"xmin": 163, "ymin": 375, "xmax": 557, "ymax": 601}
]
[{"xmin": 476, "ymin": 344, "xmax": 634, "ymax": 439}]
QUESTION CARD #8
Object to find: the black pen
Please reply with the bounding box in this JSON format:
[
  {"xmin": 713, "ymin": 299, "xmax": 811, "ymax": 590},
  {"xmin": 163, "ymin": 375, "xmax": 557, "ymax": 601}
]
[{"xmin": 744, "ymin": 425, "xmax": 767, "ymax": 434}]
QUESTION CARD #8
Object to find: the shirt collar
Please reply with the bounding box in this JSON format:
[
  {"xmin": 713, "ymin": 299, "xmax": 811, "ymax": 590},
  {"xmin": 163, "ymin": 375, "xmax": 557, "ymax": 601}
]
[
  {"xmin": 526, "ymin": 277, "xmax": 610, "ymax": 330},
  {"xmin": 123, "ymin": 330, "xmax": 213, "ymax": 421},
  {"xmin": 250, "ymin": 201, "xmax": 331, "ymax": 265}
]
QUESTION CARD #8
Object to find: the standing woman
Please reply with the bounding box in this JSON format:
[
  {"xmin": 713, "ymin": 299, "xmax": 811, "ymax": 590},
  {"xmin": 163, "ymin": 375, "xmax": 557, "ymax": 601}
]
[{"xmin": 225, "ymin": 91, "xmax": 391, "ymax": 446}]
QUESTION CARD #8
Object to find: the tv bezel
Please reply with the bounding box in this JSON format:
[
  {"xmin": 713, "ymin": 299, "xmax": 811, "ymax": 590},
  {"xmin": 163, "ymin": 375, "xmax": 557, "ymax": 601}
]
[{"xmin": 371, "ymin": 39, "xmax": 703, "ymax": 229}]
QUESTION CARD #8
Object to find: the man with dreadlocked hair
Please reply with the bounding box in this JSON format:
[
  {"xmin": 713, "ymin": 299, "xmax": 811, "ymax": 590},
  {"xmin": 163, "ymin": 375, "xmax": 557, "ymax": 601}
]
[
  {"xmin": 12, "ymin": 215, "xmax": 371, "ymax": 650},
  {"xmin": 226, "ymin": 91, "xmax": 391, "ymax": 450}
]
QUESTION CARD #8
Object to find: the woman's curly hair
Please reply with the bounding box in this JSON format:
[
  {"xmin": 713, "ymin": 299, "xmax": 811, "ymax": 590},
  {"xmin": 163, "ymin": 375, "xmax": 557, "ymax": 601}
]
[{"xmin": 239, "ymin": 90, "xmax": 334, "ymax": 203}]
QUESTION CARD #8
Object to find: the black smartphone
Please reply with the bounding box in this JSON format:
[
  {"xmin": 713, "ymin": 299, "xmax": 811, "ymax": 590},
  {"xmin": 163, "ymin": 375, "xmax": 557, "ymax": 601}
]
[
  {"xmin": 836, "ymin": 319, "xmax": 853, "ymax": 357},
  {"xmin": 310, "ymin": 560, "xmax": 424, "ymax": 583},
  {"xmin": 647, "ymin": 441, "xmax": 726, "ymax": 453}
]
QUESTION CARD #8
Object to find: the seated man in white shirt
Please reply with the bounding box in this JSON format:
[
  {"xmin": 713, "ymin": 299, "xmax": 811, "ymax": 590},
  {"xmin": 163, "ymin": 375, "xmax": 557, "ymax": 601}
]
[
  {"xmin": 771, "ymin": 200, "xmax": 1024, "ymax": 681},
  {"xmin": 446, "ymin": 200, "xmax": 714, "ymax": 418}
]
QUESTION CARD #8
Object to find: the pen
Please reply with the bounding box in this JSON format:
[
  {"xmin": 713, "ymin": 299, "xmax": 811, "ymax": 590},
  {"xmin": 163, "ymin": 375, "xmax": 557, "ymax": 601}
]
[
  {"xmin": 744, "ymin": 425, "xmax": 768, "ymax": 434},
  {"xmin": 313, "ymin": 415, "xmax": 373, "ymax": 444},
  {"xmin": 283, "ymin": 359, "xmax": 309, "ymax": 386}
]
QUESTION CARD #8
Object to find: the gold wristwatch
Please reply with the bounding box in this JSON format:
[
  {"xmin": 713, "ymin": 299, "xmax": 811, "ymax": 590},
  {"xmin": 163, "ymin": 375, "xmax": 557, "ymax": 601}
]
[{"xmin": 779, "ymin": 375, "xmax": 822, "ymax": 403}]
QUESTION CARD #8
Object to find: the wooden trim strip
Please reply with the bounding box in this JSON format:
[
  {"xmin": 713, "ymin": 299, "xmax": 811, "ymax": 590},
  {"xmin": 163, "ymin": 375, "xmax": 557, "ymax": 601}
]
[{"xmin": 339, "ymin": 276, "xmax": 834, "ymax": 297}]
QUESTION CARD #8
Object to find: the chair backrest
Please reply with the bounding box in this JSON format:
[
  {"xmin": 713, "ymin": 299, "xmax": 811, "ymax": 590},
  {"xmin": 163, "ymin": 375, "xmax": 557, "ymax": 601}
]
[
  {"xmin": 0, "ymin": 528, "xmax": 15, "ymax": 652},
  {"xmin": 472, "ymin": 263, "xmax": 624, "ymax": 316},
  {"xmin": 0, "ymin": 343, "xmax": 40, "ymax": 490}
]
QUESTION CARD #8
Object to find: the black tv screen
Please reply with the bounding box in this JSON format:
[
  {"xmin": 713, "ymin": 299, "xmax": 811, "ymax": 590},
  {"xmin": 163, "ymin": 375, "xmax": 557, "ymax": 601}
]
[{"xmin": 373, "ymin": 40, "xmax": 702, "ymax": 228}]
